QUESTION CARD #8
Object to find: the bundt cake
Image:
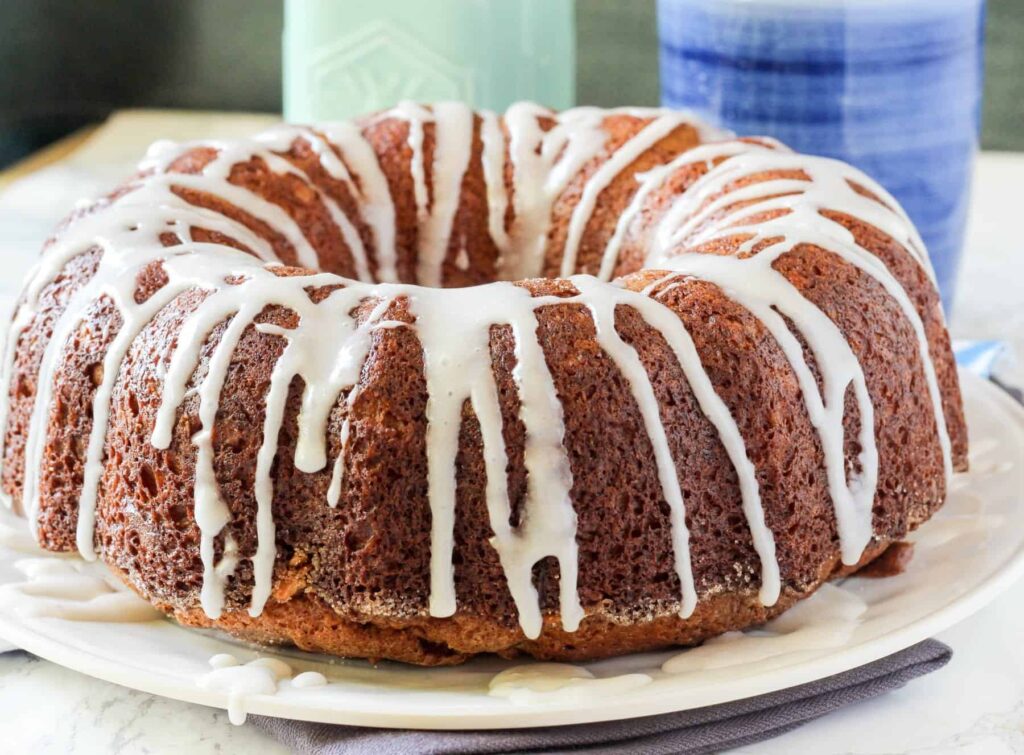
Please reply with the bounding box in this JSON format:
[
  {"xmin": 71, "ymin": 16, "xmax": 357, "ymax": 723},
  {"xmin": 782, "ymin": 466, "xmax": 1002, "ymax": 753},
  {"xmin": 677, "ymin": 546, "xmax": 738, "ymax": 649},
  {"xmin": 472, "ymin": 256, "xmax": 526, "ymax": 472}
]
[{"xmin": 0, "ymin": 102, "xmax": 967, "ymax": 665}]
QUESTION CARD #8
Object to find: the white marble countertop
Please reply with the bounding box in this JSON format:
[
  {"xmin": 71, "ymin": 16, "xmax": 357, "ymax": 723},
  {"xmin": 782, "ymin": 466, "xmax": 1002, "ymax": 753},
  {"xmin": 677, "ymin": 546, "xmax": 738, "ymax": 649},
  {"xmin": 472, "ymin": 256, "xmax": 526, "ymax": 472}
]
[{"xmin": 0, "ymin": 113, "xmax": 1021, "ymax": 754}]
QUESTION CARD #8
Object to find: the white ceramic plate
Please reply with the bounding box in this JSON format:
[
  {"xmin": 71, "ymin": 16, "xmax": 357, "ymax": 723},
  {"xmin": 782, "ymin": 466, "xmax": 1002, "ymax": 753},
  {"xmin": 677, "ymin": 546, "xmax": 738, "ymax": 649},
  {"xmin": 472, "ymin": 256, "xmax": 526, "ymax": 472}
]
[{"xmin": 0, "ymin": 370, "xmax": 1021, "ymax": 729}]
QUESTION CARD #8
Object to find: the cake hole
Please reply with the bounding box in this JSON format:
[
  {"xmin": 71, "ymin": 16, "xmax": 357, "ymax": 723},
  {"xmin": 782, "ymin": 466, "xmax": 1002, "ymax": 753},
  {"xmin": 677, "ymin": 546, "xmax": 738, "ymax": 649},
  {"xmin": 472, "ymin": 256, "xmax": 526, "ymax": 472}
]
[{"xmin": 138, "ymin": 463, "xmax": 158, "ymax": 499}]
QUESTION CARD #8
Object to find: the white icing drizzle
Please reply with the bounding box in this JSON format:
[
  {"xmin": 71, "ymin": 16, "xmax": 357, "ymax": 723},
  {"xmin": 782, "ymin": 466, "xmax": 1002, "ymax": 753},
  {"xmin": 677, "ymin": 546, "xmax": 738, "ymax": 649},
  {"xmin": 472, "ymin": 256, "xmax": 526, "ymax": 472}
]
[
  {"xmin": 260, "ymin": 150, "xmax": 373, "ymax": 281},
  {"xmin": 383, "ymin": 101, "xmax": 477, "ymax": 286},
  {"xmin": 410, "ymin": 283, "xmax": 581, "ymax": 636},
  {"xmin": 479, "ymin": 110, "xmax": 512, "ymax": 266},
  {"xmin": 199, "ymin": 654, "xmax": 328, "ymax": 724},
  {"xmin": 317, "ymin": 121, "xmax": 401, "ymax": 283},
  {"xmin": 558, "ymin": 113, "xmax": 692, "ymax": 277},
  {"xmin": 412, "ymin": 102, "xmax": 474, "ymax": 288},
  {"xmin": 394, "ymin": 101, "xmax": 431, "ymax": 230},
  {"xmin": 598, "ymin": 140, "xmax": 771, "ymax": 281},
  {"xmin": 649, "ymin": 150, "xmax": 952, "ymax": 491},
  {"xmin": 572, "ymin": 275, "xmax": 780, "ymax": 608},
  {"xmin": 74, "ymin": 265, "xmax": 192, "ymax": 557},
  {"xmin": 502, "ymin": 103, "xmax": 609, "ymax": 280},
  {"xmin": 572, "ymin": 276, "xmax": 699, "ymax": 614},
  {"xmin": 503, "ymin": 105, "xmax": 723, "ymax": 281},
  {"xmin": 192, "ymin": 310, "xmax": 253, "ymax": 616},
  {"xmin": 149, "ymin": 264, "xmax": 393, "ymax": 618},
  {"xmin": 326, "ymin": 393, "xmax": 357, "ymax": 508},
  {"xmin": 0, "ymin": 102, "xmax": 953, "ymax": 642},
  {"xmin": 165, "ymin": 171, "xmax": 320, "ymax": 270},
  {"xmin": 659, "ymin": 151, "xmax": 934, "ymax": 280},
  {"xmin": 22, "ymin": 241, "xmax": 196, "ymax": 544},
  {"xmin": 658, "ymin": 251, "xmax": 880, "ymax": 563},
  {"xmin": 209, "ymin": 652, "xmax": 241, "ymax": 669},
  {"xmin": 254, "ymin": 126, "xmax": 373, "ymax": 281}
]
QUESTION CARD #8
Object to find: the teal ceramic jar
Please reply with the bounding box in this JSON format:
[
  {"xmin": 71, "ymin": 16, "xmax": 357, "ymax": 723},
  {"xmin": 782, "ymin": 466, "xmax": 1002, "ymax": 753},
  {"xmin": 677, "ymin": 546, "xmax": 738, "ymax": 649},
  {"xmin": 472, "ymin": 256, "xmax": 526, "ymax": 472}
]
[{"xmin": 284, "ymin": 0, "xmax": 576, "ymax": 121}]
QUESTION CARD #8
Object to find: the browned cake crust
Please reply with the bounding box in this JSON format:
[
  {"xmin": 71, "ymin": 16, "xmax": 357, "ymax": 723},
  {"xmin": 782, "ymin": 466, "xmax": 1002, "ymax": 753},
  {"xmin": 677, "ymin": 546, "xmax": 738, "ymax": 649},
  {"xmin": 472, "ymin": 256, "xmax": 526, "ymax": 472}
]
[{"xmin": 0, "ymin": 106, "xmax": 967, "ymax": 665}]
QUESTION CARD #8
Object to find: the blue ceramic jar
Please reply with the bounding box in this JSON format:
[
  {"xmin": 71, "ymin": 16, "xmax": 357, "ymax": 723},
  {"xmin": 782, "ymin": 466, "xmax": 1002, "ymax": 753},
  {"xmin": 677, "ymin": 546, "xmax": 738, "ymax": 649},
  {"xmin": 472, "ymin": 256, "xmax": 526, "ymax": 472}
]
[{"xmin": 658, "ymin": 0, "xmax": 986, "ymax": 308}]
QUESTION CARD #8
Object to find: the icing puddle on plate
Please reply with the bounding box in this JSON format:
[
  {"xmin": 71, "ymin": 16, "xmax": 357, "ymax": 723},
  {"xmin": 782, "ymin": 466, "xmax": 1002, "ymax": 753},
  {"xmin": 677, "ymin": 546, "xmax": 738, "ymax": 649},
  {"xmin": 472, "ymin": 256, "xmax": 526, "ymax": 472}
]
[
  {"xmin": 200, "ymin": 654, "xmax": 327, "ymax": 724},
  {"xmin": 0, "ymin": 516, "xmax": 162, "ymax": 623},
  {"xmin": 0, "ymin": 558, "xmax": 162, "ymax": 622},
  {"xmin": 488, "ymin": 664, "xmax": 654, "ymax": 705}
]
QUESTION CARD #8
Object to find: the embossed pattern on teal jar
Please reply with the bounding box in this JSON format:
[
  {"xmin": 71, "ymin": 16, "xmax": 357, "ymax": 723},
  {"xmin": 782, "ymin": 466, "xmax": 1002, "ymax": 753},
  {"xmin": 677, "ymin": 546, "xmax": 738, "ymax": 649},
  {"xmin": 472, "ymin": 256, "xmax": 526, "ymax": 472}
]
[
  {"xmin": 284, "ymin": 0, "xmax": 575, "ymax": 122},
  {"xmin": 658, "ymin": 0, "xmax": 986, "ymax": 309}
]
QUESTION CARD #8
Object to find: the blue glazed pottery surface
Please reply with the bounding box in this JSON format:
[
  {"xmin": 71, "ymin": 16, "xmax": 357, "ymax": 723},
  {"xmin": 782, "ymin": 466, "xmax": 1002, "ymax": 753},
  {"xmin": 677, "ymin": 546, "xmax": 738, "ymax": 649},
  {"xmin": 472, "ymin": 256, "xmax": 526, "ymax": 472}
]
[{"xmin": 658, "ymin": 0, "xmax": 986, "ymax": 308}]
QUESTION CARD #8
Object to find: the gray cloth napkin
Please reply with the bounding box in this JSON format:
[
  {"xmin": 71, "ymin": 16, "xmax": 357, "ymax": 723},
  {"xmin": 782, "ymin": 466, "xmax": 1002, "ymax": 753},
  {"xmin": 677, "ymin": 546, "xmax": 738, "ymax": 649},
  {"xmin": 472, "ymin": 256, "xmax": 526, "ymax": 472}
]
[{"xmin": 250, "ymin": 639, "xmax": 951, "ymax": 755}]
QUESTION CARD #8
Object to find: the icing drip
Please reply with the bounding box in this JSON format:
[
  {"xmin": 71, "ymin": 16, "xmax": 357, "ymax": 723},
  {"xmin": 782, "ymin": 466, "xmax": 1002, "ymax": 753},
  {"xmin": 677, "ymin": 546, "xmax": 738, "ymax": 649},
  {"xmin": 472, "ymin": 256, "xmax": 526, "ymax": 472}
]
[
  {"xmin": 572, "ymin": 276, "xmax": 780, "ymax": 608},
  {"xmin": 254, "ymin": 126, "xmax": 373, "ymax": 282},
  {"xmin": 167, "ymin": 172, "xmax": 320, "ymax": 270},
  {"xmin": 646, "ymin": 150, "xmax": 952, "ymax": 546},
  {"xmin": 317, "ymin": 121, "xmax": 401, "ymax": 283},
  {"xmin": 150, "ymin": 262, "xmax": 393, "ymax": 618},
  {"xmin": 411, "ymin": 102, "xmax": 474, "ymax": 288},
  {"xmin": 199, "ymin": 654, "xmax": 328, "ymax": 724},
  {"xmin": 326, "ymin": 394, "xmax": 356, "ymax": 508},
  {"xmin": 502, "ymin": 103, "xmax": 609, "ymax": 279},
  {"xmin": 410, "ymin": 283, "xmax": 581, "ymax": 635},
  {"xmin": 73, "ymin": 263, "xmax": 193, "ymax": 557},
  {"xmin": 479, "ymin": 110, "xmax": 512, "ymax": 268},
  {"xmin": 0, "ymin": 102, "xmax": 952, "ymax": 641},
  {"xmin": 190, "ymin": 311, "xmax": 255, "ymax": 615},
  {"xmin": 558, "ymin": 113, "xmax": 692, "ymax": 277},
  {"xmin": 598, "ymin": 140, "xmax": 771, "ymax": 281},
  {"xmin": 209, "ymin": 652, "xmax": 241, "ymax": 669},
  {"xmin": 656, "ymin": 251, "xmax": 880, "ymax": 563},
  {"xmin": 573, "ymin": 277, "xmax": 699, "ymax": 614},
  {"xmin": 21, "ymin": 241, "xmax": 199, "ymax": 545},
  {"xmin": 396, "ymin": 101, "xmax": 431, "ymax": 229}
]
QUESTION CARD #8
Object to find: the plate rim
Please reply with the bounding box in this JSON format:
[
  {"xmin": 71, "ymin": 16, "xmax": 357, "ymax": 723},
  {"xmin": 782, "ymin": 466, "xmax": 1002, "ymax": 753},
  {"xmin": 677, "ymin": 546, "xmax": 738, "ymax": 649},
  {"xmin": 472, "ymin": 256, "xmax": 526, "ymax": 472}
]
[{"xmin": 1, "ymin": 370, "xmax": 1022, "ymax": 730}]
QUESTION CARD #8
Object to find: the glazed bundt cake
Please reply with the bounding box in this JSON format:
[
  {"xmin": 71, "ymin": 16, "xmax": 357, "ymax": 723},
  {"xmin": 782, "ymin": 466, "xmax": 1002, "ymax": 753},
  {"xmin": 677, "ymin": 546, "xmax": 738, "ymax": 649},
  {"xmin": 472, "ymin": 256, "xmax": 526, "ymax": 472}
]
[{"xmin": 0, "ymin": 102, "xmax": 967, "ymax": 665}]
